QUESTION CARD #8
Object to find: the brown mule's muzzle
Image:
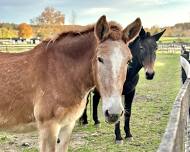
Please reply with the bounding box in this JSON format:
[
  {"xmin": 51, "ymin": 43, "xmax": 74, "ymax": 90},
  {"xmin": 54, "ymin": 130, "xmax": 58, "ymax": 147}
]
[{"xmin": 104, "ymin": 109, "xmax": 124, "ymax": 124}]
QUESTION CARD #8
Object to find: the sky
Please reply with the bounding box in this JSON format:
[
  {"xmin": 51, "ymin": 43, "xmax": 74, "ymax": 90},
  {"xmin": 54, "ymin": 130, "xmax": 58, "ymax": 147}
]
[{"xmin": 0, "ymin": 0, "xmax": 190, "ymax": 28}]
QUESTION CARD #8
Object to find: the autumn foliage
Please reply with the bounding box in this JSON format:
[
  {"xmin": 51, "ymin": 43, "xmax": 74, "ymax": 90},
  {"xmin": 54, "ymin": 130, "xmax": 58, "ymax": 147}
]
[
  {"xmin": 18, "ymin": 23, "xmax": 33, "ymax": 38},
  {"xmin": 33, "ymin": 7, "xmax": 65, "ymax": 26},
  {"xmin": 31, "ymin": 7, "xmax": 65, "ymax": 38}
]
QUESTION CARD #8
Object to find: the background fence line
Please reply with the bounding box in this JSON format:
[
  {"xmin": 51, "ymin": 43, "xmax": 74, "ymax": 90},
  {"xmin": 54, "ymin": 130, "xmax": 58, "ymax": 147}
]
[
  {"xmin": 1, "ymin": 42, "xmax": 190, "ymax": 53},
  {"xmin": 158, "ymin": 43, "xmax": 190, "ymax": 53}
]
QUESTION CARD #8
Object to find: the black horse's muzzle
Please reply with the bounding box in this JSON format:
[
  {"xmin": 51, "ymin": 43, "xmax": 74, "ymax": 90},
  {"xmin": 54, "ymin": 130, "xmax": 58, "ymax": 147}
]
[{"xmin": 145, "ymin": 71, "xmax": 155, "ymax": 80}]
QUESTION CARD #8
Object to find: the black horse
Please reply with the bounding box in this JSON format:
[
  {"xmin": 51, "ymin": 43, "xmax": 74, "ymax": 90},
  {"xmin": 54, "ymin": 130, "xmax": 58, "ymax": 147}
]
[{"xmin": 80, "ymin": 27, "xmax": 166, "ymax": 143}]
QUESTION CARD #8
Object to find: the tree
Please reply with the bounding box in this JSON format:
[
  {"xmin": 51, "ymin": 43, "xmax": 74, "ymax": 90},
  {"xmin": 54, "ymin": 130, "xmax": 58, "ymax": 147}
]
[
  {"xmin": 31, "ymin": 7, "xmax": 65, "ymax": 38},
  {"xmin": 32, "ymin": 7, "xmax": 64, "ymax": 26},
  {"xmin": 164, "ymin": 27, "xmax": 173, "ymax": 37},
  {"xmin": 18, "ymin": 23, "xmax": 33, "ymax": 38},
  {"xmin": 149, "ymin": 25, "xmax": 160, "ymax": 35},
  {"xmin": 0, "ymin": 27, "xmax": 18, "ymax": 38}
]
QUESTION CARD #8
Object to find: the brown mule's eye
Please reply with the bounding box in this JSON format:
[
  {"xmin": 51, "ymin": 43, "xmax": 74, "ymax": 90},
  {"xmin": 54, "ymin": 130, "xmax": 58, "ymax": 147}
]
[
  {"xmin": 127, "ymin": 60, "xmax": 132, "ymax": 64},
  {"xmin": 98, "ymin": 57, "xmax": 104, "ymax": 63}
]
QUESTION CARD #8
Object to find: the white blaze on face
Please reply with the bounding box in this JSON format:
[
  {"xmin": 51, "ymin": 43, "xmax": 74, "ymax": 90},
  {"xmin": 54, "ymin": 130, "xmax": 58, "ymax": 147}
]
[
  {"xmin": 102, "ymin": 46, "xmax": 125, "ymax": 115},
  {"xmin": 110, "ymin": 47, "xmax": 124, "ymax": 81},
  {"xmin": 102, "ymin": 94, "xmax": 124, "ymax": 115}
]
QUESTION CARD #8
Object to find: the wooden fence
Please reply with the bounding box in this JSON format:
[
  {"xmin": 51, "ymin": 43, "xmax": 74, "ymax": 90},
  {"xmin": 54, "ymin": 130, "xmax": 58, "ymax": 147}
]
[
  {"xmin": 157, "ymin": 47, "xmax": 190, "ymax": 152},
  {"xmin": 0, "ymin": 44, "xmax": 35, "ymax": 52},
  {"xmin": 158, "ymin": 43, "xmax": 190, "ymax": 53},
  {"xmin": 1, "ymin": 42, "xmax": 190, "ymax": 53}
]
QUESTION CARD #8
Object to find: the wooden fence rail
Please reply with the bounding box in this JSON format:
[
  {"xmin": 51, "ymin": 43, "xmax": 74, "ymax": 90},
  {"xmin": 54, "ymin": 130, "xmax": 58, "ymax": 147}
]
[
  {"xmin": 1, "ymin": 42, "xmax": 190, "ymax": 53},
  {"xmin": 158, "ymin": 43, "xmax": 190, "ymax": 53},
  {"xmin": 157, "ymin": 79, "xmax": 190, "ymax": 152},
  {"xmin": 0, "ymin": 44, "xmax": 35, "ymax": 52}
]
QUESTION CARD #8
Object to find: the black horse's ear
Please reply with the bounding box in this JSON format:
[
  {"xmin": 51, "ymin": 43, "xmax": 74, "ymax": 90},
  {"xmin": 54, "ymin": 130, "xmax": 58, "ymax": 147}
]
[
  {"xmin": 152, "ymin": 29, "xmax": 166, "ymax": 41},
  {"xmin": 139, "ymin": 27, "xmax": 146, "ymax": 38}
]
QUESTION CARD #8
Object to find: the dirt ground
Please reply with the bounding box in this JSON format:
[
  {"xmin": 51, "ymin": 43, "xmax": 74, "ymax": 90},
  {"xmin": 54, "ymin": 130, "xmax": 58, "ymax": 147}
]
[{"xmin": 0, "ymin": 129, "xmax": 88, "ymax": 152}]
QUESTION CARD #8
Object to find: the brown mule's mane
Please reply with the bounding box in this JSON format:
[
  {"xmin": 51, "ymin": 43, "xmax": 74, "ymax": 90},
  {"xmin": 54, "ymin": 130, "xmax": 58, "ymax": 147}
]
[{"xmin": 43, "ymin": 21, "xmax": 123, "ymax": 45}]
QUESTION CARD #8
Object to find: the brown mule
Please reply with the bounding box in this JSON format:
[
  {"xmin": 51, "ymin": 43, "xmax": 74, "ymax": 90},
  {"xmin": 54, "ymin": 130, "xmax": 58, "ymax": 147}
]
[{"xmin": 0, "ymin": 15, "xmax": 141, "ymax": 152}]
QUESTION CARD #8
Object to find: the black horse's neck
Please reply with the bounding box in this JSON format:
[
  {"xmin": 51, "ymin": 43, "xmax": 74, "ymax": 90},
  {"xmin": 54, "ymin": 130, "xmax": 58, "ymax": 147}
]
[
  {"xmin": 126, "ymin": 47, "xmax": 142, "ymax": 81},
  {"xmin": 127, "ymin": 37, "xmax": 142, "ymax": 75}
]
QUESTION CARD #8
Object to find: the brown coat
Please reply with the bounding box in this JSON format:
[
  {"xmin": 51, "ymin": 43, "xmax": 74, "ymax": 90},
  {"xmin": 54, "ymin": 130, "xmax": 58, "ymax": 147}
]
[{"xmin": 0, "ymin": 15, "xmax": 142, "ymax": 152}]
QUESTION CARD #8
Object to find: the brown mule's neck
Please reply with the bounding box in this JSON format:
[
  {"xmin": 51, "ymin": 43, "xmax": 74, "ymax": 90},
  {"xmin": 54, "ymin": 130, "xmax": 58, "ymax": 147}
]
[{"xmin": 42, "ymin": 30, "xmax": 97, "ymax": 105}]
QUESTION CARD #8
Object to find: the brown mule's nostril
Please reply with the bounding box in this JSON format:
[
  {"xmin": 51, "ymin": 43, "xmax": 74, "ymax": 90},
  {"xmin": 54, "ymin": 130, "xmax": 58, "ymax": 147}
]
[
  {"xmin": 105, "ymin": 110, "xmax": 110, "ymax": 117},
  {"xmin": 121, "ymin": 110, "xmax": 124, "ymax": 116},
  {"xmin": 57, "ymin": 138, "xmax": 60, "ymax": 144}
]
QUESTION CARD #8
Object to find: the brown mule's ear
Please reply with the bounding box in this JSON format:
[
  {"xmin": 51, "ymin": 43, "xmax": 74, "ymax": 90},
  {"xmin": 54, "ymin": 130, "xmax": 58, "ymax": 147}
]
[
  {"xmin": 122, "ymin": 18, "xmax": 142, "ymax": 44},
  {"xmin": 95, "ymin": 15, "xmax": 109, "ymax": 41}
]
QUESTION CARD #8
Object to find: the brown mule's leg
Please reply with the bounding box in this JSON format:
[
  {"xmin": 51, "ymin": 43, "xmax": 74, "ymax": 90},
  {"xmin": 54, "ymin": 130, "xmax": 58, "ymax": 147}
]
[
  {"xmin": 38, "ymin": 120, "xmax": 60, "ymax": 152},
  {"xmin": 56, "ymin": 122, "xmax": 75, "ymax": 152}
]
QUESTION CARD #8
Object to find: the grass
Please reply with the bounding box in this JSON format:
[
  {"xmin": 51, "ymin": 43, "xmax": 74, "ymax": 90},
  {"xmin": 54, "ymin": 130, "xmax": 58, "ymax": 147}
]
[
  {"xmin": 0, "ymin": 134, "xmax": 10, "ymax": 144},
  {"xmin": 22, "ymin": 148, "xmax": 39, "ymax": 152},
  {"xmin": 0, "ymin": 52, "xmax": 180, "ymax": 152},
  {"xmin": 159, "ymin": 36, "xmax": 190, "ymax": 43}
]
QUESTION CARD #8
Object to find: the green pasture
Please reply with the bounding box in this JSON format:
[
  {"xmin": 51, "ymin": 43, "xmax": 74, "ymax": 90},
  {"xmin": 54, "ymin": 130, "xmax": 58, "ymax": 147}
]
[
  {"xmin": 159, "ymin": 36, "xmax": 190, "ymax": 43},
  {"xmin": 0, "ymin": 52, "xmax": 181, "ymax": 152}
]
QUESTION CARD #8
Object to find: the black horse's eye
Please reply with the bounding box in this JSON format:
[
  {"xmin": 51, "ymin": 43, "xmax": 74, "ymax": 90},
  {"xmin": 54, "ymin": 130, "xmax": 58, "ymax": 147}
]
[
  {"xmin": 98, "ymin": 57, "xmax": 104, "ymax": 63},
  {"xmin": 140, "ymin": 46, "xmax": 144, "ymax": 50}
]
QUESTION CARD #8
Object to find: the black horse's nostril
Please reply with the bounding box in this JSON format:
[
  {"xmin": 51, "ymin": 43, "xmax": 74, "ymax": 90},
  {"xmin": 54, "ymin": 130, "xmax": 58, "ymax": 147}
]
[{"xmin": 146, "ymin": 72, "xmax": 155, "ymax": 80}]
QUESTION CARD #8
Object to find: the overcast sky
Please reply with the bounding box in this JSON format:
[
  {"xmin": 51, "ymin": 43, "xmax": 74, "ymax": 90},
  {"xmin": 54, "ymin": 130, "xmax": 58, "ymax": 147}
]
[{"xmin": 0, "ymin": 0, "xmax": 190, "ymax": 28}]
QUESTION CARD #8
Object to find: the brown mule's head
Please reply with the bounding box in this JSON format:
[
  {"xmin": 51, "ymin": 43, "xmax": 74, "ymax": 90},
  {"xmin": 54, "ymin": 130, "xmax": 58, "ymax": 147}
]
[{"xmin": 93, "ymin": 15, "xmax": 142, "ymax": 123}]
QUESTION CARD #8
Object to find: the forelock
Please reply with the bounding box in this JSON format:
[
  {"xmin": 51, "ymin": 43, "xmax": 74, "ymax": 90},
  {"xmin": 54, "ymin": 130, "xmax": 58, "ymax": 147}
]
[{"xmin": 105, "ymin": 21, "xmax": 123, "ymax": 41}]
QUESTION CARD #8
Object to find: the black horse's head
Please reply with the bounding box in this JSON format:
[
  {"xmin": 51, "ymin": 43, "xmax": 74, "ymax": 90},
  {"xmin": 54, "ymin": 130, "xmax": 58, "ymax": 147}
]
[{"xmin": 130, "ymin": 27, "xmax": 166, "ymax": 80}]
